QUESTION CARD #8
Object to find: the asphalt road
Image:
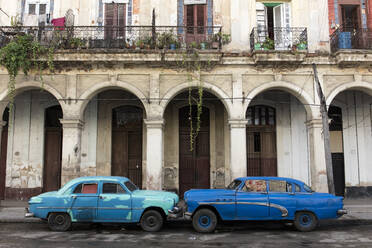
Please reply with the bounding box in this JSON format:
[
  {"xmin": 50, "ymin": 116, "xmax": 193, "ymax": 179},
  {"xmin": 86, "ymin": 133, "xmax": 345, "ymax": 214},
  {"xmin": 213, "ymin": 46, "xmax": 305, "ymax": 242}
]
[{"xmin": 0, "ymin": 221, "xmax": 372, "ymax": 248}]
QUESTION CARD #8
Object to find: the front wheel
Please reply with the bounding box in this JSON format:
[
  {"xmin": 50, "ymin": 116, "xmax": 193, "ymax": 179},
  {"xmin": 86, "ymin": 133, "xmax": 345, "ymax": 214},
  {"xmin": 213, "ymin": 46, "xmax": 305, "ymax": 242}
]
[
  {"xmin": 192, "ymin": 209, "xmax": 217, "ymax": 233},
  {"xmin": 140, "ymin": 210, "xmax": 164, "ymax": 232},
  {"xmin": 294, "ymin": 211, "xmax": 318, "ymax": 232},
  {"xmin": 48, "ymin": 212, "xmax": 72, "ymax": 232}
]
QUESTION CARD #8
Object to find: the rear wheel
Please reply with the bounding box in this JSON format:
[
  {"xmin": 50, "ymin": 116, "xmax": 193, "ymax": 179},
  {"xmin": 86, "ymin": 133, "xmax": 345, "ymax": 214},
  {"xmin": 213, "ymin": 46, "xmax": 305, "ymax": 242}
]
[
  {"xmin": 192, "ymin": 209, "xmax": 217, "ymax": 233},
  {"xmin": 294, "ymin": 211, "xmax": 318, "ymax": 232},
  {"xmin": 48, "ymin": 213, "xmax": 72, "ymax": 232},
  {"xmin": 140, "ymin": 210, "xmax": 164, "ymax": 232}
]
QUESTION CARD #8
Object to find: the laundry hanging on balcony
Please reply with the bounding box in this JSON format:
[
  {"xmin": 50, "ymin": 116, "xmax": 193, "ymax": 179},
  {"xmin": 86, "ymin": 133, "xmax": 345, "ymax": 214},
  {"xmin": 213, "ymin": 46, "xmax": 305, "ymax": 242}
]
[{"xmin": 51, "ymin": 17, "xmax": 65, "ymax": 30}]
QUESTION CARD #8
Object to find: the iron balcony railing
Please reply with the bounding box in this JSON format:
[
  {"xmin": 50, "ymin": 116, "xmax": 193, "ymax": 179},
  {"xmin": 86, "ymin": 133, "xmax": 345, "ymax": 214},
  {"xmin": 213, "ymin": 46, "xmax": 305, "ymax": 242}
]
[
  {"xmin": 0, "ymin": 25, "xmax": 223, "ymax": 50},
  {"xmin": 250, "ymin": 27, "xmax": 308, "ymax": 52},
  {"xmin": 330, "ymin": 27, "xmax": 372, "ymax": 53}
]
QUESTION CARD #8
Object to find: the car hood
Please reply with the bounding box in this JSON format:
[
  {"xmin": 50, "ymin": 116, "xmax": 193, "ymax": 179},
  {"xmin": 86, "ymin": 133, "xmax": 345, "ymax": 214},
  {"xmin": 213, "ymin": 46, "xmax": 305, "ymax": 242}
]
[{"xmin": 132, "ymin": 190, "xmax": 179, "ymax": 201}]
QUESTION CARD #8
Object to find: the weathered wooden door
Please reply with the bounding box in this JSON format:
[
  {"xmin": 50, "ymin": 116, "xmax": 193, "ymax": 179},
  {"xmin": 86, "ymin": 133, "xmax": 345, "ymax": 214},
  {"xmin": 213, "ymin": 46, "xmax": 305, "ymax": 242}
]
[
  {"xmin": 179, "ymin": 106, "xmax": 210, "ymax": 197},
  {"xmin": 184, "ymin": 4, "xmax": 207, "ymax": 43},
  {"xmin": 246, "ymin": 106, "xmax": 277, "ymax": 176},
  {"xmin": 0, "ymin": 109, "xmax": 8, "ymax": 199},
  {"xmin": 43, "ymin": 106, "xmax": 63, "ymax": 192},
  {"xmin": 111, "ymin": 106, "xmax": 142, "ymax": 188},
  {"xmin": 104, "ymin": 3, "xmax": 126, "ymax": 40}
]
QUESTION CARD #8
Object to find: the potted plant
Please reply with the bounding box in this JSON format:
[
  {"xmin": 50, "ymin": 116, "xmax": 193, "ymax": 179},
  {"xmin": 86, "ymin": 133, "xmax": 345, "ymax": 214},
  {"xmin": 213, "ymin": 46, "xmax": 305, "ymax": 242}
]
[
  {"xmin": 136, "ymin": 39, "xmax": 145, "ymax": 49},
  {"xmin": 262, "ymin": 37, "xmax": 274, "ymax": 50},
  {"xmin": 200, "ymin": 42, "xmax": 208, "ymax": 50},
  {"xmin": 221, "ymin": 33, "xmax": 231, "ymax": 45},
  {"xmin": 254, "ymin": 42, "xmax": 262, "ymax": 50},
  {"xmin": 296, "ymin": 41, "xmax": 307, "ymax": 50}
]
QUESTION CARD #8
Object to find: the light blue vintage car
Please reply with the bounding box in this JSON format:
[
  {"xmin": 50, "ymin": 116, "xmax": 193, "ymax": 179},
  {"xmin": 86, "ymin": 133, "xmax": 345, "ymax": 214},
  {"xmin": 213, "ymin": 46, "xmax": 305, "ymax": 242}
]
[
  {"xmin": 182, "ymin": 177, "xmax": 347, "ymax": 233},
  {"xmin": 25, "ymin": 176, "xmax": 179, "ymax": 232}
]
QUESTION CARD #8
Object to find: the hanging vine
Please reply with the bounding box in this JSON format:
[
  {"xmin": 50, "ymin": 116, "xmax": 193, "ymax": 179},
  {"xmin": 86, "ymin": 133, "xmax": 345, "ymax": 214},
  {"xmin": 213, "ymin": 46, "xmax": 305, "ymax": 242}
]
[
  {"xmin": 175, "ymin": 49, "xmax": 215, "ymax": 151},
  {"xmin": 0, "ymin": 34, "xmax": 54, "ymax": 124}
]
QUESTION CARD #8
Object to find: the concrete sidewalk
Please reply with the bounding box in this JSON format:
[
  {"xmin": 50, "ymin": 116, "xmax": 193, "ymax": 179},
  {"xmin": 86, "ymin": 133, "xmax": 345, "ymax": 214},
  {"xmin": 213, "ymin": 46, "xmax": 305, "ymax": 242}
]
[{"xmin": 1, "ymin": 199, "xmax": 371, "ymax": 223}]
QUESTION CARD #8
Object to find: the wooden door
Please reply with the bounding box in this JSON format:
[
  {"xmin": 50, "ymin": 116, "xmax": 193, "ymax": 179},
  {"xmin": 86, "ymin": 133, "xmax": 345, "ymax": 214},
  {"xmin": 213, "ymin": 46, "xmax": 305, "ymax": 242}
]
[
  {"xmin": 43, "ymin": 106, "xmax": 63, "ymax": 192},
  {"xmin": 104, "ymin": 3, "xmax": 126, "ymax": 40},
  {"xmin": 246, "ymin": 106, "xmax": 277, "ymax": 177},
  {"xmin": 111, "ymin": 106, "xmax": 142, "ymax": 188},
  {"xmin": 184, "ymin": 4, "xmax": 207, "ymax": 43},
  {"xmin": 179, "ymin": 106, "xmax": 210, "ymax": 197}
]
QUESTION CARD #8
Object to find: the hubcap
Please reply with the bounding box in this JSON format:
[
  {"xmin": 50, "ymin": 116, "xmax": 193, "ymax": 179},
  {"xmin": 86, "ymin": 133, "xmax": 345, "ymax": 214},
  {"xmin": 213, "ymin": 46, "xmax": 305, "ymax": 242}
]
[
  {"xmin": 299, "ymin": 214, "xmax": 312, "ymax": 226},
  {"xmin": 55, "ymin": 215, "xmax": 65, "ymax": 225},
  {"xmin": 199, "ymin": 215, "xmax": 211, "ymax": 228},
  {"xmin": 146, "ymin": 216, "xmax": 157, "ymax": 227}
]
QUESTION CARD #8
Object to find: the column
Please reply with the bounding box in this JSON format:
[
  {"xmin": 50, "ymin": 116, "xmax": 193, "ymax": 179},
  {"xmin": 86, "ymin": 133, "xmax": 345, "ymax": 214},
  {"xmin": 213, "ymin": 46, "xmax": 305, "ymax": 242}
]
[
  {"xmin": 144, "ymin": 119, "xmax": 164, "ymax": 190},
  {"xmin": 60, "ymin": 119, "xmax": 84, "ymax": 185},
  {"xmin": 229, "ymin": 119, "xmax": 248, "ymax": 181},
  {"xmin": 306, "ymin": 119, "xmax": 328, "ymax": 193}
]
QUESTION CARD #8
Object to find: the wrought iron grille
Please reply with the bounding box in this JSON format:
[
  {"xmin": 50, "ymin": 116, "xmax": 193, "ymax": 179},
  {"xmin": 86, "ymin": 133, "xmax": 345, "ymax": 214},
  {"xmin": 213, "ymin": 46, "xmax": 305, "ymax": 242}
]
[
  {"xmin": 0, "ymin": 26, "xmax": 222, "ymax": 50},
  {"xmin": 250, "ymin": 27, "xmax": 308, "ymax": 52},
  {"xmin": 330, "ymin": 27, "xmax": 372, "ymax": 53}
]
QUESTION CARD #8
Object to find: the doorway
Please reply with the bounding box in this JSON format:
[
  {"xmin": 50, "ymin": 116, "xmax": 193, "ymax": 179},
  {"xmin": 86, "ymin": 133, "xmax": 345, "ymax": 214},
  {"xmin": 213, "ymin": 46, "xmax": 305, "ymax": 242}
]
[
  {"xmin": 184, "ymin": 4, "xmax": 207, "ymax": 43},
  {"xmin": 104, "ymin": 3, "xmax": 126, "ymax": 40},
  {"xmin": 246, "ymin": 106, "xmax": 277, "ymax": 176},
  {"xmin": 111, "ymin": 106, "xmax": 143, "ymax": 188},
  {"xmin": 179, "ymin": 106, "xmax": 210, "ymax": 197},
  {"xmin": 329, "ymin": 106, "xmax": 345, "ymax": 196},
  {"xmin": 0, "ymin": 108, "xmax": 9, "ymax": 199},
  {"xmin": 43, "ymin": 105, "xmax": 63, "ymax": 192}
]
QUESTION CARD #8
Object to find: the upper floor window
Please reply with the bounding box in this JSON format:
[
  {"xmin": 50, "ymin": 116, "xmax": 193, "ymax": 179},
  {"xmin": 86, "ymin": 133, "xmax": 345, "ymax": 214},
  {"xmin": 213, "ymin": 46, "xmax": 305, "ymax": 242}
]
[{"xmin": 24, "ymin": 0, "xmax": 50, "ymax": 25}]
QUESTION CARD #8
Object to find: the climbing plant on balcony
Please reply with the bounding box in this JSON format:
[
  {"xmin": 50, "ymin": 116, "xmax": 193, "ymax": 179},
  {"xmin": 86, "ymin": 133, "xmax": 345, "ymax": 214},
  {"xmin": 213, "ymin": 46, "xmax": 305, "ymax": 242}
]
[{"xmin": 0, "ymin": 34, "xmax": 54, "ymax": 120}]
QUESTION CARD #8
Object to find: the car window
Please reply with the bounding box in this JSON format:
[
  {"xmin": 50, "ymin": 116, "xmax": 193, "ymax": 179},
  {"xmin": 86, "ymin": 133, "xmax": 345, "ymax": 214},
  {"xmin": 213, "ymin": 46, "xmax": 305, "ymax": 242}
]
[
  {"xmin": 74, "ymin": 183, "xmax": 98, "ymax": 194},
  {"xmin": 226, "ymin": 180, "xmax": 242, "ymax": 190},
  {"xmin": 269, "ymin": 180, "xmax": 293, "ymax": 193},
  {"xmin": 124, "ymin": 180, "xmax": 138, "ymax": 192},
  {"xmin": 102, "ymin": 183, "xmax": 126, "ymax": 194},
  {"xmin": 295, "ymin": 184, "xmax": 302, "ymax": 192},
  {"xmin": 241, "ymin": 180, "xmax": 267, "ymax": 192},
  {"xmin": 304, "ymin": 184, "xmax": 313, "ymax": 193}
]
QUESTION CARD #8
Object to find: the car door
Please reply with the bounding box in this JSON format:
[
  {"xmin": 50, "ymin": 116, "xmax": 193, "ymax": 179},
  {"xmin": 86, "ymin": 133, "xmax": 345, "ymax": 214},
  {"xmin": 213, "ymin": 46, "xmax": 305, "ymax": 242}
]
[
  {"xmin": 70, "ymin": 182, "xmax": 99, "ymax": 222},
  {"xmin": 96, "ymin": 182, "xmax": 132, "ymax": 222},
  {"xmin": 267, "ymin": 180, "xmax": 296, "ymax": 219},
  {"xmin": 235, "ymin": 179, "xmax": 269, "ymax": 220}
]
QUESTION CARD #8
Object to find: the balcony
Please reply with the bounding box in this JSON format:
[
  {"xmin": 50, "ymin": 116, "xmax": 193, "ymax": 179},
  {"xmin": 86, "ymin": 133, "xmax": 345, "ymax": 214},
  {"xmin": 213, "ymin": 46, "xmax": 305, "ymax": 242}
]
[
  {"xmin": 250, "ymin": 27, "xmax": 308, "ymax": 52},
  {"xmin": 330, "ymin": 27, "xmax": 372, "ymax": 53},
  {"xmin": 0, "ymin": 25, "xmax": 223, "ymax": 51}
]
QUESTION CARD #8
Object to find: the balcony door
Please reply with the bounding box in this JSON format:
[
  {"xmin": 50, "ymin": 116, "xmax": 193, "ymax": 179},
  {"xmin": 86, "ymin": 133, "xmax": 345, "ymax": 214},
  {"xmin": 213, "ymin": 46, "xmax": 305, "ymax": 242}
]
[
  {"xmin": 184, "ymin": 4, "xmax": 207, "ymax": 43},
  {"xmin": 104, "ymin": 3, "xmax": 126, "ymax": 40}
]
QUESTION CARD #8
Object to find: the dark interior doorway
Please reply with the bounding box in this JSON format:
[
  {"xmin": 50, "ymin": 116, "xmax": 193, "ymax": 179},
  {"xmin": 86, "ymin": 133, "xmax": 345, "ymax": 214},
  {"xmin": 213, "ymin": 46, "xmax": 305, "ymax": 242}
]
[
  {"xmin": 341, "ymin": 5, "xmax": 360, "ymax": 30},
  {"xmin": 0, "ymin": 108, "xmax": 9, "ymax": 199},
  {"xmin": 179, "ymin": 105, "xmax": 210, "ymax": 197},
  {"xmin": 246, "ymin": 105, "xmax": 277, "ymax": 176},
  {"xmin": 184, "ymin": 4, "xmax": 207, "ymax": 43},
  {"xmin": 111, "ymin": 106, "xmax": 143, "ymax": 188},
  {"xmin": 43, "ymin": 105, "xmax": 63, "ymax": 192},
  {"xmin": 329, "ymin": 106, "xmax": 345, "ymax": 196}
]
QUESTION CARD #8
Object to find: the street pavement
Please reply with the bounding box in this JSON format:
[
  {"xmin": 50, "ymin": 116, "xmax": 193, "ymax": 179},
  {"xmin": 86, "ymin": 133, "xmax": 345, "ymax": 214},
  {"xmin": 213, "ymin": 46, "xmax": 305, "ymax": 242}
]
[{"xmin": 0, "ymin": 199, "xmax": 372, "ymax": 247}]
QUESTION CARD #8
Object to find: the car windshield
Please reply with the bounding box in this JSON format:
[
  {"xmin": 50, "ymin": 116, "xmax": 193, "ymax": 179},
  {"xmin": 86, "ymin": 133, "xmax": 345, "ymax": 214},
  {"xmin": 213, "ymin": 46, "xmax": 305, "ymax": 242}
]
[
  {"xmin": 124, "ymin": 180, "xmax": 138, "ymax": 192},
  {"xmin": 226, "ymin": 180, "xmax": 242, "ymax": 190},
  {"xmin": 303, "ymin": 184, "xmax": 314, "ymax": 193}
]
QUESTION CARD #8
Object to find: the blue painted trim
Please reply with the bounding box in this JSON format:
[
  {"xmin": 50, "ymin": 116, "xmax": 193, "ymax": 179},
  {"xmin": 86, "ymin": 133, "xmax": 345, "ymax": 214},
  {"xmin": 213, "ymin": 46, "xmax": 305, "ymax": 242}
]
[
  {"xmin": 98, "ymin": 0, "xmax": 103, "ymax": 26},
  {"xmin": 128, "ymin": 0, "xmax": 133, "ymax": 25}
]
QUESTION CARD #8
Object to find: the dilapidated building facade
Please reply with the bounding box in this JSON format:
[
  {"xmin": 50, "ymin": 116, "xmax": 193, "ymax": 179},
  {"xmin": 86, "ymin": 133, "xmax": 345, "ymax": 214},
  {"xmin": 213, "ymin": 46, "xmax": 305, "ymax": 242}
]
[{"xmin": 0, "ymin": 0, "xmax": 372, "ymax": 200}]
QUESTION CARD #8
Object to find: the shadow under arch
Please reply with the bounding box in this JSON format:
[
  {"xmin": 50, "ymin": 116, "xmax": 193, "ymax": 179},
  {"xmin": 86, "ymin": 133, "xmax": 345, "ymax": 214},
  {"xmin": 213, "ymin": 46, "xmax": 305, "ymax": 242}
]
[
  {"xmin": 78, "ymin": 81, "xmax": 150, "ymax": 120},
  {"xmin": 160, "ymin": 81, "xmax": 233, "ymax": 119},
  {"xmin": 326, "ymin": 81, "xmax": 372, "ymax": 108},
  {"xmin": 244, "ymin": 81, "xmax": 315, "ymax": 119}
]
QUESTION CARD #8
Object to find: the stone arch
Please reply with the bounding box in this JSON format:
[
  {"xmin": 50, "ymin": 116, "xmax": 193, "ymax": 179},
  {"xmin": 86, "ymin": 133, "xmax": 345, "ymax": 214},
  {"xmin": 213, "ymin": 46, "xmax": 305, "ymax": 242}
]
[
  {"xmin": 78, "ymin": 81, "xmax": 150, "ymax": 119},
  {"xmin": 244, "ymin": 81, "xmax": 315, "ymax": 119},
  {"xmin": 326, "ymin": 81, "xmax": 372, "ymax": 107},
  {"xmin": 0, "ymin": 81, "xmax": 67, "ymax": 117},
  {"xmin": 160, "ymin": 81, "xmax": 233, "ymax": 119}
]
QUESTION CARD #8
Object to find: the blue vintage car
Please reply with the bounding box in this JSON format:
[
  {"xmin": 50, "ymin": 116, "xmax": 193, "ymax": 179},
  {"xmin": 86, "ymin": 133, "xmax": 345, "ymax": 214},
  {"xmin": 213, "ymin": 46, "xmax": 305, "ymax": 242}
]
[
  {"xmin": 25, "ymin": 176, "xmax": 179, "ymax": 232},
  {"xmin": 182, "ymin": 177, "xmax": 347, "ymax": 233}
]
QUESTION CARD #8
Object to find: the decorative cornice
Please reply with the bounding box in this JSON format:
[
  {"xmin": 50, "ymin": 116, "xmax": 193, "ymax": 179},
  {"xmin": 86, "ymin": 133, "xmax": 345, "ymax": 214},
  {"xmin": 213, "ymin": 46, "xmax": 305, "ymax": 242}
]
[
  {"xmin": 144, "ymin": 119, "xmax": 165, "ymax": 129},
  {"xmin": 59, "ymin": 119, "xmax": 84, "ymax": 129},
  {"xmin": 228, "ymin": 119, "xmax": 248, "ymax": 128}
]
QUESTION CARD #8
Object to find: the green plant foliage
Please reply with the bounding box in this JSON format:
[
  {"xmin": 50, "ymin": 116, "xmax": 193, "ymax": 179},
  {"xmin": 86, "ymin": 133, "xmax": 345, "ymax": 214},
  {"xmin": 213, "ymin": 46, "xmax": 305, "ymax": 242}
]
[{"xmin": 0, "ymin": 34, "xmax": 54, "ymax": 124}]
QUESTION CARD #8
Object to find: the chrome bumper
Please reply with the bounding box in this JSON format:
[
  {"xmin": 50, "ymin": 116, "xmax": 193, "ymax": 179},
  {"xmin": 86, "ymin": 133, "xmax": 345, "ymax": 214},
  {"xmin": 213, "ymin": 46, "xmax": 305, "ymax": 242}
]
[
  {"xmin": 337, "ymin": 209, "xmax": 347, "ymax": 216},
  {"xmin": 168, "ymin": 206, "xmax": 183, "ymax": 219},
  {"xmin": 24, "ymin": 208, "xmax": 34, "ymax": 218}
]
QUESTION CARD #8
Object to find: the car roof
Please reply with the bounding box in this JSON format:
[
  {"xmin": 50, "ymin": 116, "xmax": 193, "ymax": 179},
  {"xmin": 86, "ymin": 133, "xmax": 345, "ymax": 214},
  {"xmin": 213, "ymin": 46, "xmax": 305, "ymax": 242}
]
[
  {"xmin": 235, "ymin": 177, "xmax": 306, "ymax": 186},
  {"xmin": 67, "ymin": 176, "xmax": 130, "ymax": 184}
]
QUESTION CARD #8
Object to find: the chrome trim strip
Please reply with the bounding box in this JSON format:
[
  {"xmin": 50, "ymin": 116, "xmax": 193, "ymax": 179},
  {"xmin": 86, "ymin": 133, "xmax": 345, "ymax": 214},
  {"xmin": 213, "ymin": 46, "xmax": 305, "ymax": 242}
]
[
  {"xmin": 197, "ymin": 201, "xmax": 289, "ymax": 217},
  {"xmin": 37, "ymin": 206, "xmax": 144, "ymax": 210}
]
